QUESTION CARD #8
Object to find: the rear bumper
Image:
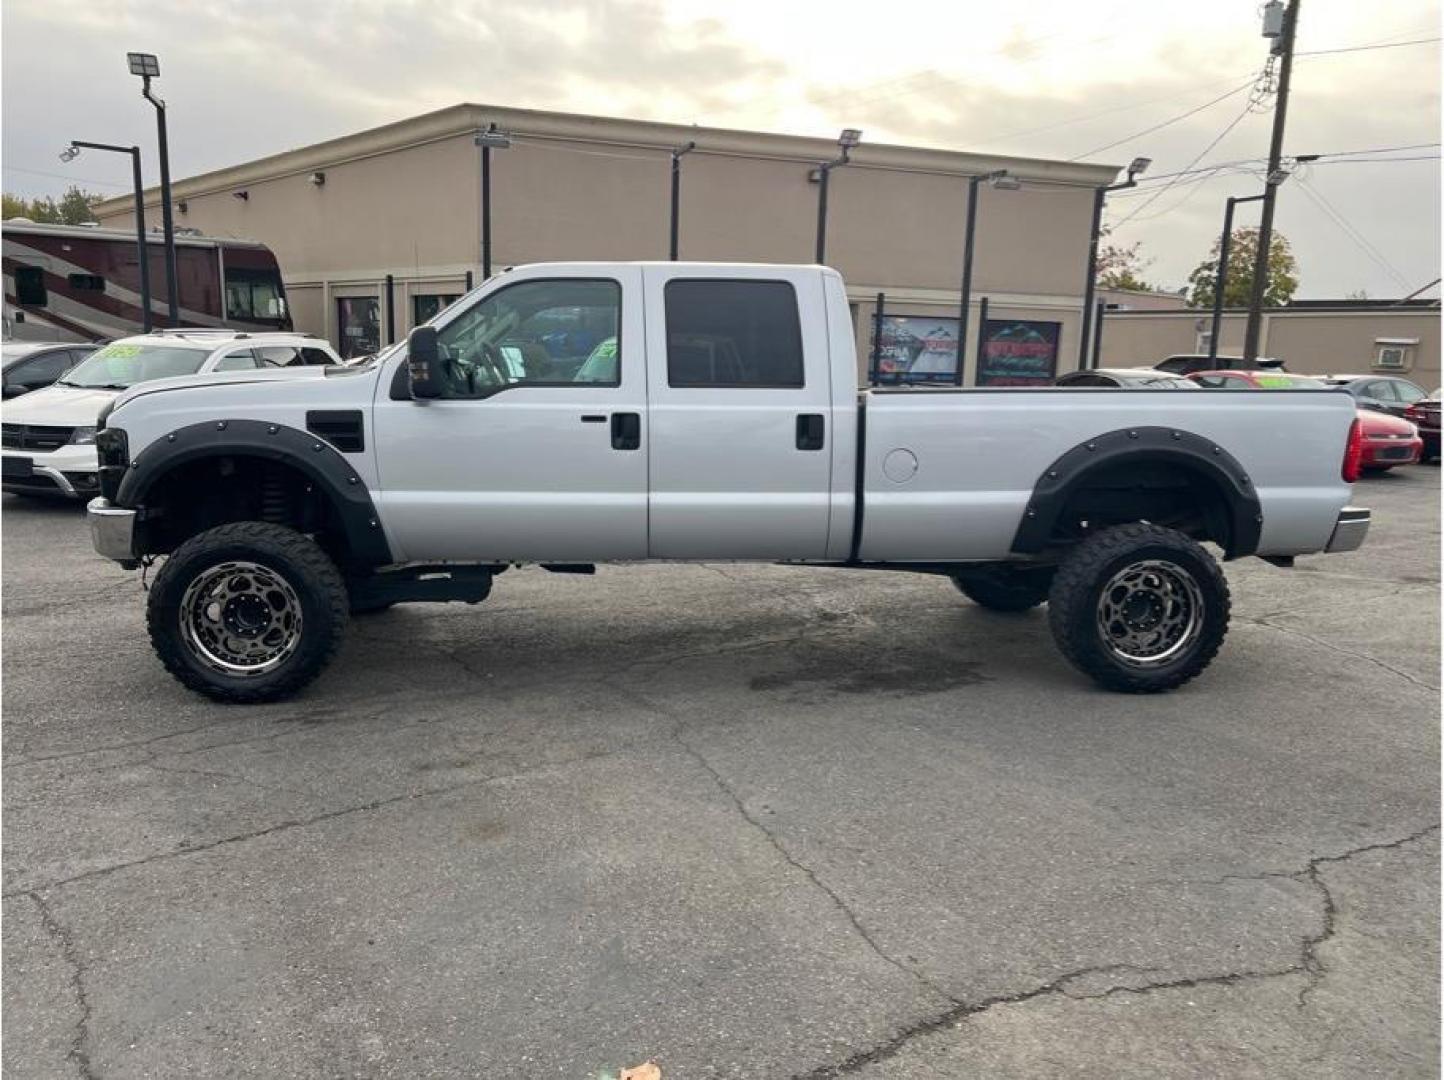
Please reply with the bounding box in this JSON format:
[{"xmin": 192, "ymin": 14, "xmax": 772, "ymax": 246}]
[
  {"xmin": 86, "ymin": 497, "xmax": 139, "ymax": 565},
  {"xmin": 1325, "ymin": 507, "xmax": 1370, "ymax": 554}
]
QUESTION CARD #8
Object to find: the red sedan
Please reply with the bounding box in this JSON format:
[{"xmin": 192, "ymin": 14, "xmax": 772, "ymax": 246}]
[{"xmin": 1190, "ymin": 369, "xmax": 1421, "ymax": 472}]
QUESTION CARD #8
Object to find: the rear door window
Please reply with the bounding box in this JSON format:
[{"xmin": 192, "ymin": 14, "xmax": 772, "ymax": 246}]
[
  {"xmin": 213, "ymin": 349, "xmax": 261, "ymax": 372},
  {"xmin": 255, "ymin": 346, "xmax": 303, "ymax": 367},
  {"xmin": 664, "ymin": 280, "xmax": 804, "ymax": 388}
]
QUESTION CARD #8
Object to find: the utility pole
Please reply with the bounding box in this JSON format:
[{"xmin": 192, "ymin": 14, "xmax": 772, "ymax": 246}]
[{"xmin": 1242, "ymin": 0, "xmax": 1299, "ymax": 361}]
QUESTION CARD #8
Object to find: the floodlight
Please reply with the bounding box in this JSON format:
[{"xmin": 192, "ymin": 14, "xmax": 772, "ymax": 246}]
[
  {"xmin": 838, "ymin": 128, "xmax": 863, "ymax": 149},
  {"xmin": 1128, "ymin": 156, "xmax": 1152, "ymax": 177},
  {"xmin": 58, "ymin": 145, "xmax": 80, "ymax": 163},
  {"xmin": 127, "ymin": 52, "xmax": 160, "ymax": 78}
]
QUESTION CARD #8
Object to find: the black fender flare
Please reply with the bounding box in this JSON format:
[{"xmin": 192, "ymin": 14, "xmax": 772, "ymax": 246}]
[
  {"xmin": 115, "ymin": 418, "xmax": 392, "ymax": 568},
  {"xmin": 1009, "ymin": 425, "xmax": 1262, "ymax": 560}
]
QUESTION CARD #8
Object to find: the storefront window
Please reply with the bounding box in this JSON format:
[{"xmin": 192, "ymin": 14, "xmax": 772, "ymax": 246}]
[
  {"xmin": 413, "ymin": 293, "xmax": 461, "ymax": 325},
  {"xmin": 336, "ymin": 297, "xmax": 381, "ymax": 360}
]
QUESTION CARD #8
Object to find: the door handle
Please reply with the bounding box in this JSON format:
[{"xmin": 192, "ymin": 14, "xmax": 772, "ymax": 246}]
[
  {"xmin": 580, "ymin": 414, "xmax": 606, "ymax": 423},
  {"xmin": 796, "ymin": 413, "xmax": 825, "ymax": 451},
  {"xmin": 611, "ymin": 412, "xmax": 641, "ymax": 450}
]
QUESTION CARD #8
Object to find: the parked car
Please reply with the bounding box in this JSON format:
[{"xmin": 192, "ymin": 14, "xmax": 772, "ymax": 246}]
[
  {"xmin": 2, "ymin": 330, "xmax": 340, "ymax": 499},
  {"xmin": 1154, "ymin": 354, "xmax": 1285, "ymax": 376},
  {"xmin": 1056, "ymin": 368, "xmax": 1199, "ymax": 388},
  {"xmin": 1354, "ymin": 408, "xmax": 1423, "ymax": 472},
  {"xmin": 1402, "ymin": 388, "xmax": 1440, "ymax": 463},
  {"xmin": 2, "ymin": 341, "xmax": 98, "ymax": 397},
  {"xmin": 1321, "ymin": 374, "xmax": 1428, "ymax": 418},
  {"xmin": 1188, "ymin": 370, "xmax": 1327, "ymax": 390},
  {"xmin": 87, "ymin": 262, "xmax": 1368, "ymax": 702}
]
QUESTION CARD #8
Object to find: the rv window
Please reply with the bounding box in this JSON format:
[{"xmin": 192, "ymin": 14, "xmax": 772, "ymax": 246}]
[
  {"xmin": 67, "ymin": 273, "xmax": 105, "ymax": 291},
  {"xmin": 225, "ymin": 268, "xmax": 285, "ymax": 322},
  {"xmin": 14, "ymin": 267, "xmax": 46, "ymax": 307}
]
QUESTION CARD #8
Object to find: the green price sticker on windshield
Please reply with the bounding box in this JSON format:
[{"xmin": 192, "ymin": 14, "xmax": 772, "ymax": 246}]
[{"xmin": 96, "ymin": 344, "xmax": 142, "ymax": 359}]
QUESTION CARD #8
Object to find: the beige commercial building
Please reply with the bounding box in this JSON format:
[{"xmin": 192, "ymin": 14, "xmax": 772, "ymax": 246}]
[
  {"xmin": 1100, "ymin": 302, "xmax": 1442, "ymax": 389},
  {"xmin": 94, "ymin": 103, "xmax": 1119, "ymax": 381}
]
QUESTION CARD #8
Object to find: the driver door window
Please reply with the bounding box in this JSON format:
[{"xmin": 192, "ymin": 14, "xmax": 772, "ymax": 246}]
[{"xmin": 432, "ymin": 279, "xmax": 621, "ymax": 399}]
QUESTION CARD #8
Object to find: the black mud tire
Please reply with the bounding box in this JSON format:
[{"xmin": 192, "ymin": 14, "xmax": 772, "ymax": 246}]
[
  {"xmin": 1047, "ymin": 522, "xmax": 1230, "ymax": 694},
  {"xmin": 147, "ymin": 522, "xmax": 349, "ymax": 703},
  {"xmin": 951, "ymin": 564, "xmax": 1054, "ymax": 612}
]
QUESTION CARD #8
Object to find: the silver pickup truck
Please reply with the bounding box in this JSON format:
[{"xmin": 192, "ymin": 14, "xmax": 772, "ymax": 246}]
[{"xmin": 86, "ymin": 262, "xmax": 1369, "ymax": 702}]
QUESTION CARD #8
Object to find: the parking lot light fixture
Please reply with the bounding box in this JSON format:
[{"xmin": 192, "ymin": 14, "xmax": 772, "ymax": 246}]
[
  {"xmin": 669, "ymin": 140, "xmax": 697, "ymax": 260},
  {"xmin": 814, "ymin": 128, "xmax": 862, "ymax": 264},
  {"xmin": 474, "ymin": 124, "xmax": 511, "ymax": 279},
  {"xmin": 130, "ymin": 51, "xmax": 178, "ymax": 324},
  {"xmin": 62, "ymin": 139, "xmax": 153, "ymax": 331},
  {"xmin": 957, "ymin": 168, "xmax": 1019, "ymax": 383},
  {"xmin": 1079, "ymin": 157, "xmax": 1154, "ymax": 369}
]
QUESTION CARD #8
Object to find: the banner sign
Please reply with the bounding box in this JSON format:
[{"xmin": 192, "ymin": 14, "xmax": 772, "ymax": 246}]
[
  {"xmin": 871, "ymin": 315, "xmax": 961, "ymax": 384},
  {"xmin": 976, "ymin": 319, "xmax": 1061, "ymax": 386}
]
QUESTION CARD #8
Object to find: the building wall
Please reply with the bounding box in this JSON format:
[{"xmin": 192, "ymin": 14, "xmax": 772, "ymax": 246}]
[
  {"xmin": 1100, "ymin": 309, "xmax": 1441, "ymax": 388},
  {"xmin": 94, "ymin": 103, "xmax": 1117, "ymax": 376}
]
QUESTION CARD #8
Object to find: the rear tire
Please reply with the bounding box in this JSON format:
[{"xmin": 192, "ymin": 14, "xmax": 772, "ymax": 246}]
[
  {"xmin": 1047, "ymin": 523, "xmax": 1229, "ymax": 693},
  {"xmin": 951, "ymin": 564, "xmax": 1054, "ymax": 612},
  {"xmin": 147, "ymin": 522, "xmax": 349, "ymax": 703}
]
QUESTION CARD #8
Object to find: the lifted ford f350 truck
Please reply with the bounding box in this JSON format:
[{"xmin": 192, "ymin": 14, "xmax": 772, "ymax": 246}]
[{"xmin": 86, "ymin": 262, "xmax": 1370, "ymax": 702}]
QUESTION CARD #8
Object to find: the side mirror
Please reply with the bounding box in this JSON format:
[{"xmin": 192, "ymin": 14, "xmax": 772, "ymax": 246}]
[{"xmin": 407, "ymin": 326, "xmax": 443, "ymax": 399}]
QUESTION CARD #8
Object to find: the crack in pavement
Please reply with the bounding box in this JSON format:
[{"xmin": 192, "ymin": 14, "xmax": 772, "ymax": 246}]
[
  {"xmin": 25, "ymin": 891, "xmax": 96, "ymax": 1080},
  {"xmin": 2, "ymin": 745, "xmax": 635, "ymax": 898},
  {"xmin": 1240, "ymin": 614, "xmax": 1439, "ymax": 691},
  {"xmin": 673, "ymin": 724, "xmax": 959, "ymax": 1007},
  {"xmin": 791, "ymin": 823, "xmax": 1441, "ymax": 1078},
  {"xmin": 2, "ymin": 577, "xmax": 139, "ymax": 619},
  {"xmin": 599, "ymin": 673, "xmax": 959, "ymax": 1008}
]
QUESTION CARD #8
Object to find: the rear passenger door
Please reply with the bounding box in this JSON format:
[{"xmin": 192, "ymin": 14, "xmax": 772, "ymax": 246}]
[{"xmin": 642, "ymin": 268, "xmax": 835, "ymax": 559}]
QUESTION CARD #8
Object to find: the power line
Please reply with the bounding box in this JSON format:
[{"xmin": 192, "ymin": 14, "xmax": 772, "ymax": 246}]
[
  {"xmin": 1110, "ymin": 98, "xmax": 1258, "ymax": 228},
  {"xmin": 1068, "ymin": 78, "xmax": 1257, "ymax": 161},
  {"xmin": 1292, "ymin": 176, "xmax": 1413, "ymax": 291},
  {"xmin": 1298, "ymin": 36, "xmax": 1440, "ymax": 57},
  {"xmin": 2, "ymin": 164, "xmax": 131, "ymax": 189}
]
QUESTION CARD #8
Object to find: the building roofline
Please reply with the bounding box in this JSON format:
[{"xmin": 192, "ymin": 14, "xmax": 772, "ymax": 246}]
[
  {"xmin": 93, "ymin": 102, "xmax": 1123, "ymax": 214},
  {"xmin": 1106, "ymin": 304, "xmax": 1442, "ymax": 316}
]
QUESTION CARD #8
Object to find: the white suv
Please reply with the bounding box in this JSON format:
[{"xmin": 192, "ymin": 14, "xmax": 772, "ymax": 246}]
[{"xmin": 1, "ymin": 330, "xmax": 341, "ymax": 499}]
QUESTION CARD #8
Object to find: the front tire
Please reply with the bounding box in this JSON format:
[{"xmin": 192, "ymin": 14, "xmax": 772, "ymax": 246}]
[
  {"xmin": 951, "ymin": 564, "xmax": 1054, "ymax": 612},
  {"xmin": 147, "ymin": 522, "xmax": 349, "ymax": 703},
  {"xmin": 1047, "ymin": 523, "xmax": 1229, "ymax": 693}
]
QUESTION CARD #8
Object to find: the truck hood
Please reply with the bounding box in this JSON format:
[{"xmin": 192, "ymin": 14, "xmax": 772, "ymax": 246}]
[
  {"xmin": 113, "ymin": 365, "xmax": 339, "ymax": 410},
  {"xmin": 0, "ymin": 383, "xmax": 118, "ymax": 426}
]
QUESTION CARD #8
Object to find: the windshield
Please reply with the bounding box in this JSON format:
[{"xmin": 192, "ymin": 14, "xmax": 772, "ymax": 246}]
[{"xmin": 61, "ymin": 342, "xmax": 208, "ymax": 389}]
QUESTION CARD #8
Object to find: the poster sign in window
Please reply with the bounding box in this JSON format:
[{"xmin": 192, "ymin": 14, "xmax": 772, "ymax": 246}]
[
  {"xmin": 871, "ymin": 315, "xmax": 961, "ymax": 384},
  {"xmin": 976, "ymin": 319, "xmax": 1061, "ymax": 386}
]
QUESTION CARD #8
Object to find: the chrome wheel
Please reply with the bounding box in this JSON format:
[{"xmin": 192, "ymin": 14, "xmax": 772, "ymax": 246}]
[
  {"xmin": 1095, "ymin": 559, "xmax": 1204, "ymax": 668},
  {"xmin": 178, "ymin": 560, "xmax": 303, "ymax": 676}
]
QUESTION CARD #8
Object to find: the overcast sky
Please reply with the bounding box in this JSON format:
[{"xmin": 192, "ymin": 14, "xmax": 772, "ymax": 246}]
[{"xmin": 3, "ymin": 0, "xmax": 1438, "ymax": 298}]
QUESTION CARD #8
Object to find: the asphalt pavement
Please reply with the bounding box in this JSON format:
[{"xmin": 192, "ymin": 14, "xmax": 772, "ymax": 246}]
[{"xmin": 2, "ymin": 467, "xmax": 1438, "ymax": 1078}]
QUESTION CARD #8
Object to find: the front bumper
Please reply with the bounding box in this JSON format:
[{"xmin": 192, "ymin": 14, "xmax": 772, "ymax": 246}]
[
  {"xmin": 1325, "ymin": 507, "xmax": 1370, "ymax": 554},
  {"xmin": 1, "ymin": 446, "xmax": 101, "ymax": 499},
  {"xmin": 87, "ymin": 497, "xmax": 139, "ymax": 565}
]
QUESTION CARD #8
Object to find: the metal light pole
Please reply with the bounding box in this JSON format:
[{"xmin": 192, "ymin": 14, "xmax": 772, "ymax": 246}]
[
  {"xmin": 955, "ymin": 170, "xmax": 1020, "ymax": 386},
  {"xmin": 62, "ymin": 140, "xmax": 153, "ymax": 331},
  {"xmin": 1208, "ymin": 193, "xmax": 1266, "ymax": 361},
  {"xmin": 813, "ymin": 128, "xmax": 861, "ymax": 265},
  {"xmin": 1243, "ymin": 0, "xmax": 1300, "ymax": 360},
  {"xmin": 669, "ymin": 141, "xmax": 696, "ymax": 260},
  {"xmin": 475, "ymin": 125, "xmax": 511, "ymax": 280},
  {"xmin": 1079, "ymin": 156, "xmax": 1151, "ymax": 369},
  {"xmin": 128, "ymin": 52, "xmax": 178, "ymax": 325}
]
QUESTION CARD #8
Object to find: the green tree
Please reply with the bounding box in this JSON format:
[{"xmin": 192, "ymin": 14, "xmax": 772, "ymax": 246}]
[
  {"xmin": 2, "ymin": 186, "xmax": 102, "ymax": 225},
  {"xmin": 1095, "ymin": 230, "xmax": 1154, "ymax": 292},
  {"xmin": 1186, "ymin": 227, "xmax": 1299, "ymax": 308}
]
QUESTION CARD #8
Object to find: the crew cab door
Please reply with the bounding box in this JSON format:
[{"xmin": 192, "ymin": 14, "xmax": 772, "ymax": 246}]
[
  {"xmin": 370, "ymin": 268, "xmax": 648, "ymax": 562},
  {"xmin": 642, "ymin": 266, "xmax": 834, "ymax": 559}
]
